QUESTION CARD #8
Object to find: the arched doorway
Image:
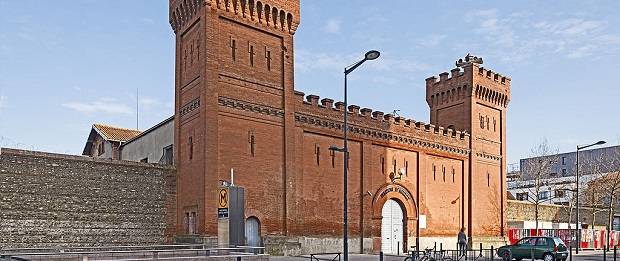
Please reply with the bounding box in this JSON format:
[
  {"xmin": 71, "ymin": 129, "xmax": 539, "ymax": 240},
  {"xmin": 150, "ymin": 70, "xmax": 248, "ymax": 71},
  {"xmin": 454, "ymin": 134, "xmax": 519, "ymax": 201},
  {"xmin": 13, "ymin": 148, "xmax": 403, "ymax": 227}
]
[
  {"xmin": 245, "ymin": 216, "xmax": 260, "ymax": 247},
  {"xmin": 381, "ymin": 199, "xmax": 404, "ymax": 254}
]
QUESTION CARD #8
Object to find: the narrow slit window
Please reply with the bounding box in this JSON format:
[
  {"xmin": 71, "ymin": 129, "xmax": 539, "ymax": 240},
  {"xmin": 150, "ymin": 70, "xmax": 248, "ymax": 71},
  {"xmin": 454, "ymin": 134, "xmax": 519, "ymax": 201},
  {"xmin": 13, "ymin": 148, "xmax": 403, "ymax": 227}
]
[
  {"xmin": 405, "ymin": 160, "xmax": 408, "ymax": 176},
  {"xmin": 315, "ymin": 144, "xmax": 320, "ymax": 166},
  {"xmin": 381, "ymin": 155, "xmax": 385, "ymax": 174},
  {"xmin": 248, "ymin": 131, "xmax": 255, "ymax": 157},
  {"xmin": 442, "ymin": 165, "xmax": 446, "ymax": 182},
  {"xmin": 230, "ymin": 37, "xmax": 237, "ymax": 61},
  {"xmin": 487, "ymin": 171, "xmax": 490, "ymax": 187},
  {"xmin": 249, "ymin": 43, "xmax": 255, "ymax": 66},
  {"xmin": 265, "ymin": 48, "xmax": 271, "ymax": 71},
  {"xmin": 189, "ymin": 136, "xmax": 194, "ymax": 160},
  {"xmin": 452, "ymin": 167, "xmax": 455, "ymax": 183},
  {"xmin": 392, "ymin": 157, "xmax": 396, "ymax": 174}
]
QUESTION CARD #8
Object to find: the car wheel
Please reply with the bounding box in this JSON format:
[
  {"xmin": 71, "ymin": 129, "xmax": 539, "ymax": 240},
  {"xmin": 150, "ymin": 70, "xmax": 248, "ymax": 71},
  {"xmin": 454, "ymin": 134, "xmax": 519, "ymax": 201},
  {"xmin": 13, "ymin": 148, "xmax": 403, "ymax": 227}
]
[
  {"xmin": 543, "ymin": 253, "xmax": 554, "ymax": 261},
  {"xmin": 501, "ymin": 251, "xmax": 510, "ymax": 261}
]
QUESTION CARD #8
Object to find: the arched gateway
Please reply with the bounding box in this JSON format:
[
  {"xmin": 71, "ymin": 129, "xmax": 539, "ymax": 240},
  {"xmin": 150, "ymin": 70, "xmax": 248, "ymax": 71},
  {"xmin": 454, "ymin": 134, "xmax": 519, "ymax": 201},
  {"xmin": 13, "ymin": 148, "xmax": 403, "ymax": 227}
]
[{"xmin": 374, "ymin": 183, "xmax": 418, "ymax": 254}]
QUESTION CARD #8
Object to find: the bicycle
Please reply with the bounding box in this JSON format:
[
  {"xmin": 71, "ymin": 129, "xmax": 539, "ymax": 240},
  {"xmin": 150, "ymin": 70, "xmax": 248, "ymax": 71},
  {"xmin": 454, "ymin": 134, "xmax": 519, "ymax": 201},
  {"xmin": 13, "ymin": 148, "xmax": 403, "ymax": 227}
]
[{"xmin": 405, "ymin": 247, "xmax": 452, "ymax": 261}]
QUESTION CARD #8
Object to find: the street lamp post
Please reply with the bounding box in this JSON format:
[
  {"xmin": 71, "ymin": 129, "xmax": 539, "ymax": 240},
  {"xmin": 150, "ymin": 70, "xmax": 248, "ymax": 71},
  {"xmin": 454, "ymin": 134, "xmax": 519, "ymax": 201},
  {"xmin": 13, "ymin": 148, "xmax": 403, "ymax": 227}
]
[
  {"xmin": 575, "ymin": 140, "xmax": 606, "ymax": 254},
  {"xmin": 330, "ymin": 50, "xmax": 380, "ymax": 261}
]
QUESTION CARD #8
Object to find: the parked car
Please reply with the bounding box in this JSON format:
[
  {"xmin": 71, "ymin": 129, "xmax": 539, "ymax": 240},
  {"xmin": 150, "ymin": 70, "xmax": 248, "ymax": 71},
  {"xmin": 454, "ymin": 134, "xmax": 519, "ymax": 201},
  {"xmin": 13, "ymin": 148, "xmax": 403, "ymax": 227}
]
[{"xmin": 497, "ymin": 236, "xmax": 568, "ymax": 261}]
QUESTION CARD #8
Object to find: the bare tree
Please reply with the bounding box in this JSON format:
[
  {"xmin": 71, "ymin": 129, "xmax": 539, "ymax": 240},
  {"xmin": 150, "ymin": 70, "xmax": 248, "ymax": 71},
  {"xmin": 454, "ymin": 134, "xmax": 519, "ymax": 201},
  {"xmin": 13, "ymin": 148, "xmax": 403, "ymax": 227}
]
[
  {"xmin": 582, "ymin": 146, "xmax": 620, "ymax": 250},
  {"xmin": 555, "ymin": 177, "xmax": 577, "ymax": 227},
  {"xmin": 517, "ymin": 139, "xmax": 559, "ymax": 230}
]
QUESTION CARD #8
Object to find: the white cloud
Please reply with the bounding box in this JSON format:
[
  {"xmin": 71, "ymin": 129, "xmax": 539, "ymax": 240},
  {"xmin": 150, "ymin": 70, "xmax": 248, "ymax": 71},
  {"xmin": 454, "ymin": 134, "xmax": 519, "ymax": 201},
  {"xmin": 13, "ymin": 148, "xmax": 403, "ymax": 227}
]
[
  {"xmin": 535, "ymin": 19, "xmax": 604, "ymax": 37},
  {"xmin": 296, "ymin": 49, "xmax": 429, "ymax": 75},
  {"xmin": 0, "ymin": 94, "xmax": 7, "ymax": 108},
  {"xmin": 322, "ymin": 19, "xmax": 341, "ymax": 34},
  {"xmin": 0, "ymin": 34, "xmax": 10, "ymax": 52},
  {"xmin": 10, "ymin": 15, "xmax": 58, "ymax": 49},
  {"xmin": 566, "ymin": 44, "xmax": 595, "ymax": 59},
  {"xmin": 62, "ymin": 99, "xmax": 134, "ymax": 114},
  {"xmin": 142, "ymin": 18, "xmax": 156, "ymax": 25},
  {"xmin": 466, "ymin": 9, "xmax": 518, "ymax": 47},
  {"xmin": 411, "ymin": 34, "xmax": 447, "ymax": 47},
  {"xmin": 139, "ymin": 97, "xmax": 159, "ymax": 108},
  {"xmin": 295, "ymin": 49, "xmax": 343, "ymax": 73}
]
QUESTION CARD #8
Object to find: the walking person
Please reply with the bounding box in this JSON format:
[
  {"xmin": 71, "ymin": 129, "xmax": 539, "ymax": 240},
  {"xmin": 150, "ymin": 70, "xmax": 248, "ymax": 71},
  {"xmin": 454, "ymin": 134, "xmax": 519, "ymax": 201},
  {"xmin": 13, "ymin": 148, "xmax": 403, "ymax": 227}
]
[{"xmin": 458, "ymin": 227, "xmax": 467, "ymax": 256}]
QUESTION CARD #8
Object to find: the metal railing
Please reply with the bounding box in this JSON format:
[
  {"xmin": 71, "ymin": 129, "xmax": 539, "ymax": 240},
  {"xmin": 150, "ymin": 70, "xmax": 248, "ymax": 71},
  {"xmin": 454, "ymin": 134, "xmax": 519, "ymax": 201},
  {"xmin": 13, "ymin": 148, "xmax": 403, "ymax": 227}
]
[{"xmin": 309, "ymin": 253, "xmax": 341, "ymax": 261}]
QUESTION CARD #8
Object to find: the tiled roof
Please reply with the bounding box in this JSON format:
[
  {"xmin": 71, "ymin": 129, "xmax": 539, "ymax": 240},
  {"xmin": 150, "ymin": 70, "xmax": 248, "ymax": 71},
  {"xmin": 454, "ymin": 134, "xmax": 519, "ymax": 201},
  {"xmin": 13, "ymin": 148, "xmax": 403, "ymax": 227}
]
[{"xmin": 93, "ymin": 124, "xmax": 142, "ymax": 142}]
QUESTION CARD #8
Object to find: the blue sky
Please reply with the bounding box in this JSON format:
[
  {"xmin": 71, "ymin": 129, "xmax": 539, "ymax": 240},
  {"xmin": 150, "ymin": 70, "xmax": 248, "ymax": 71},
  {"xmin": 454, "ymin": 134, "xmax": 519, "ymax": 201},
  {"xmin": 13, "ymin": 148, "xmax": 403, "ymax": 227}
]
[{"xmin": 1, "ymin": 1, "xmax": 619, "ymax": 167}]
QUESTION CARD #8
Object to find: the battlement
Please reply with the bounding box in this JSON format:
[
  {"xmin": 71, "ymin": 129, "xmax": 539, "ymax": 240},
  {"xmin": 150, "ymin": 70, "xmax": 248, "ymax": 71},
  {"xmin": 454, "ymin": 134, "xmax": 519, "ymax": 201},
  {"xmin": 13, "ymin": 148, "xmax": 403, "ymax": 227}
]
[
  {"xmin": 475, "ymin": 65, "xmax": 511, "ymax": 86},
  {"xmin": 170, "ymin": 0, "xmax": 300, "ymax": 34},
  {"xmin": 293, "ymin": 91, "xmax": 471, "ymax": 150},
  {"xmin": 425, "ymin": 63, "xmax": 511, "ymax": 108},
  {"xmin": 425, "ymin": 63, "xmax": 510, "ymax": 88}
]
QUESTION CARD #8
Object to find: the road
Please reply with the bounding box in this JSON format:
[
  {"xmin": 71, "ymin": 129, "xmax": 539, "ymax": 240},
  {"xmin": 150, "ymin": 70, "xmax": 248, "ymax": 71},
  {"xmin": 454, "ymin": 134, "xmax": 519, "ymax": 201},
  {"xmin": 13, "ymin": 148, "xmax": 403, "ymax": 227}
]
[{"xmin": 270, "ymin": 250, "xmax": 620, "ymax": 261}]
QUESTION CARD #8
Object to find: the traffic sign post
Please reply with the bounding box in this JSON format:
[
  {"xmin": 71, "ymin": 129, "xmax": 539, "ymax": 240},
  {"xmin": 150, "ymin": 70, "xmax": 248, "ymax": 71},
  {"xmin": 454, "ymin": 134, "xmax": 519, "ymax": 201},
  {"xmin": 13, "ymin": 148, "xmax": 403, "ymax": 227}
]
[{"xmin": 217, "ymin": 185, "xmax": 245, "ymax": 248}]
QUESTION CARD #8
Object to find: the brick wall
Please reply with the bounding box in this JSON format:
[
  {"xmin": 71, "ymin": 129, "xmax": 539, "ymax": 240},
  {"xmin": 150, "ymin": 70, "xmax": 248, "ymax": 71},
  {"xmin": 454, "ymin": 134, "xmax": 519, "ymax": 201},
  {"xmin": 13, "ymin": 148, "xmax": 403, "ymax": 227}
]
[{"xmin": 0, "ymin": 148, "xmax": 176, "ymax": 248}]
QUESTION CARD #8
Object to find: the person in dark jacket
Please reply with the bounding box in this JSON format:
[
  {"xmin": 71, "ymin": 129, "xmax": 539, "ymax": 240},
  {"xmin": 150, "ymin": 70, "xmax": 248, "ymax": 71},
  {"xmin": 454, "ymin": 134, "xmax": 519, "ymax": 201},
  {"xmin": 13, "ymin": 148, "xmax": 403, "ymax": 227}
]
[{"xmin": 458, "ymin": 227, "xmax": 467, "ymax": 256}]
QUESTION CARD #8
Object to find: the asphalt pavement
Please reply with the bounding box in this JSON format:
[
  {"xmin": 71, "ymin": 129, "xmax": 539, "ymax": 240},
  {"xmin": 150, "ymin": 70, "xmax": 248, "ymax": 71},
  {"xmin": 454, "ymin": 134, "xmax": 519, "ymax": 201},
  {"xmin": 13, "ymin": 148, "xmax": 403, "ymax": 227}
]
[{"xmin": 269, "ymin": 250, "xmax": 616, "ymax": 261}]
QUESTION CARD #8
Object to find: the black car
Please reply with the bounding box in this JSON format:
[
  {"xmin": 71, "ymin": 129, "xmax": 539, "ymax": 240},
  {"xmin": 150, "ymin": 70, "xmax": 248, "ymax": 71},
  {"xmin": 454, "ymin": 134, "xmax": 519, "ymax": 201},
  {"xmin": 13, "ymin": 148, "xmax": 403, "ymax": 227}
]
[{"xmin": 497, "ymin": 236, "xmax": 568, "ymax": 261}]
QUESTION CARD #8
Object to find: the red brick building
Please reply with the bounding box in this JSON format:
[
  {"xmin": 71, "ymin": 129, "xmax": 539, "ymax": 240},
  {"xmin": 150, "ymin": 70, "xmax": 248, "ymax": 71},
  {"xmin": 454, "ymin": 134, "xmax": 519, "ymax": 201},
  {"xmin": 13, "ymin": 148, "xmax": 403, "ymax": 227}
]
[{"xmin": 169, "ymin": 0, "xmax": 510, "ymax": 255}]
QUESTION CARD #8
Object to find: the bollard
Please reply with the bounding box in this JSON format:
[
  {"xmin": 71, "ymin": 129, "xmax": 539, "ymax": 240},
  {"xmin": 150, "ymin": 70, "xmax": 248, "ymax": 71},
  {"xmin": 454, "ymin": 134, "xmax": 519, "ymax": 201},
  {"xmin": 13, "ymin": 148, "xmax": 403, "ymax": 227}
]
[
  {"xmin": 569, "ymin": 244, "xmax": 572, "ymax": 261},
  {"xmin": 614, "ymin": 245, "xmax": 617, "ymax": 261},
  {"xmin": 398, "ymin": 242, "xmax": 400, "ymax": 256},
  {"xmin": 604, "ymin": 245, "xmax": 607, "ymax": 261},
  {"xmin": 435, "ymin": 243, "xmax": 443, "ymax": 261},
  {"xmin": 491, "ymin": 246, "xmax": 494, "ymax": 261},
  {"xmin": 530, "ymin": 248, "xmax": 534, "ymax": 261},
  {"xmin": 380, "ymin": 251, "xmax": 384, "ymax": 261},
  {"xmin": 509, "ymin": 248, "xmax": 513, "ymax": 261},
  {"xmin": 237, "ymin": 256, "xmax": 241, "ymax": 261}
]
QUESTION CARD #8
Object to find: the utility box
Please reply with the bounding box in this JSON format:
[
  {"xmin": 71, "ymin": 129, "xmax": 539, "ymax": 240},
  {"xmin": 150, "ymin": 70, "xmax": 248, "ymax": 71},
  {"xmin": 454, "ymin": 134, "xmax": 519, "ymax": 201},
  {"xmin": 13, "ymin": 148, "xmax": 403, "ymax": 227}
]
[{"xmin": 217, "ymin": 185, "xmax": 245, "ymax": 247}]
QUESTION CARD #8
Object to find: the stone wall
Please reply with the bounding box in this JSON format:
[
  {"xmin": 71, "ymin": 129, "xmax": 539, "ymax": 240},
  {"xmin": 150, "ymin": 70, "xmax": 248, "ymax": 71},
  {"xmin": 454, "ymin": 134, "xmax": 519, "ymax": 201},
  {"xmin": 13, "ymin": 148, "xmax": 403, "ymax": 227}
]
[{"xmin": 0, "ymin": 148, "xmax": 177, "ymax": 248}]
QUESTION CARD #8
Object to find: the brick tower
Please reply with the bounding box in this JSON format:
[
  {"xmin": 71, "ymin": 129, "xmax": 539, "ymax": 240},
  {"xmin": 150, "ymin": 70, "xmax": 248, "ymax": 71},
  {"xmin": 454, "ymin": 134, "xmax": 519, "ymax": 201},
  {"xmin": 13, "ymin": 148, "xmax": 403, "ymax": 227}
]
[
  {"xmin": 169, "ymin": 0, "xmax": 300, "ymax": 239},
  {"xmin": 425, "ymin": 54, "xmax": 510, "ymax": 243}
]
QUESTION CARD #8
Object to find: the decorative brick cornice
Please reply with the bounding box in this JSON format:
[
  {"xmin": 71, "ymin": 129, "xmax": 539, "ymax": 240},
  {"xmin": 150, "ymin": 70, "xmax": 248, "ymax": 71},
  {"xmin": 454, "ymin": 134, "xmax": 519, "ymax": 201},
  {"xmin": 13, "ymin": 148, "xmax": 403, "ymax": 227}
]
[
  {"xmin": 476, "ymin": 152, "xmax": 502, "ymax": 161},
  {"xmin": 180, "ymin": 97, "xmax": 201, "ymax": 116},
  {"xmin": 218, "ymin": 96, "xmax": 284, "ymax": 118},
  {"xmin": 170, "ymin": 0, "xmax": 206, "ymax": 34},
  {"xmin": 295, "ymin": 113, "xmax": 470, "ymax": 156}
]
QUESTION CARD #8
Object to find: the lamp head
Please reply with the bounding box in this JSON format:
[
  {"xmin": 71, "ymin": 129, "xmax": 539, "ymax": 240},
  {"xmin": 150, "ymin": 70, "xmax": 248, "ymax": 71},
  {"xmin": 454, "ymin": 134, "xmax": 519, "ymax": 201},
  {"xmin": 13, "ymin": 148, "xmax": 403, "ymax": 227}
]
[
  {"xmin": 595, "ymin": 140, "xmax": 606, "ymax": 145},
  {"xmin": 365, "ymin": 50, "xmax": 380, "ymax": 60}
]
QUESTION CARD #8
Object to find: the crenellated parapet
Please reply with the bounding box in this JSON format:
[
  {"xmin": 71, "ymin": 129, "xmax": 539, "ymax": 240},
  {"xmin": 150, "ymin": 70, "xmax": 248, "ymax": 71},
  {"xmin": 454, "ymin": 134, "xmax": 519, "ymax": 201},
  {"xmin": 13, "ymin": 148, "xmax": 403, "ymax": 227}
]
[
  {"xmin": 425, "ymin": 66, "xmax": 470, "ymax": 109},
  {"xmin": 425, "ymin": 62, "xmax": 511, "ymax": 108},
  {"xmin": 170, "ymin": 0, "xmax": 300, "ymax": 34},
  {"xmin": 472, "ymin": 65, "xmax": 511, "ymax": 107},
  {"xmin": 293, "ymin": 91, "xmax": 471, "ymax": 156}
]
